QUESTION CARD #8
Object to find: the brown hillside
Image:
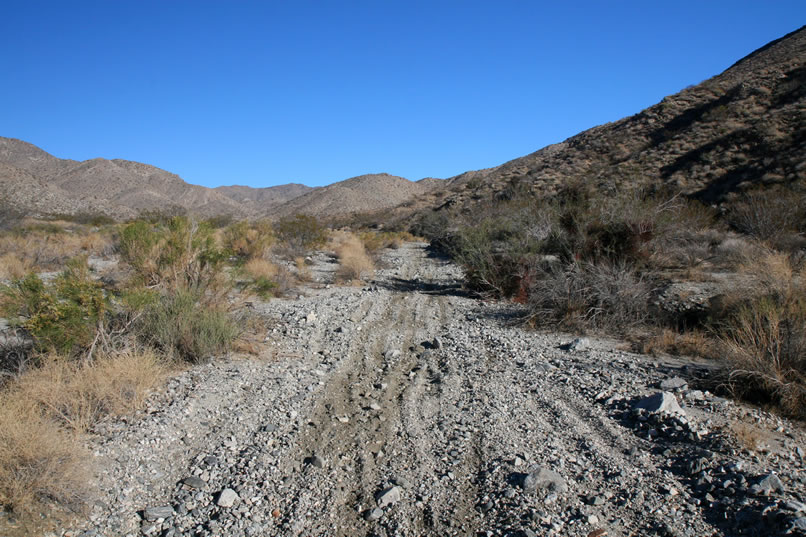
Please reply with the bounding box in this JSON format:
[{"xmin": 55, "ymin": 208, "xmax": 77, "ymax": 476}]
[
  {"xmin": 268, "ymin": 173, "xmax": 443, "ymax": 219},
  {"xmin": 418, "ymin": 25, "xmax": 805, "ymax": 216}
]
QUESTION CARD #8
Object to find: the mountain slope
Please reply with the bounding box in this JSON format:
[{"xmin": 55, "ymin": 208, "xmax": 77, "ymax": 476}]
[
  {"xmin": 268, "ymin": 173, "xmax": 443, "ymax": 219},
  {"xmin": 422, "ymin": 25, "xmax": 805, "ymax": 215}
]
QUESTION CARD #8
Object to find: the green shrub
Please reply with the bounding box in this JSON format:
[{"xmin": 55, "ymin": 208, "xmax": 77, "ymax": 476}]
[
  {"xmin": 139, "ymin": 288, "xmax": 236, "ymax": 363},
  {"xmin": 0, "ymin": 258, "xmax": 106, "ymax": 356},
  {"xmin": 118, "ymin": 216, "xmax": 227, "ymax": 293},
  {"xmin": 274, "ymin": 214, "xmax": 327, "ymax": 253},
  {"xmin": 222, "ymin": 220, "xmax": 274, "ymax": 260}
]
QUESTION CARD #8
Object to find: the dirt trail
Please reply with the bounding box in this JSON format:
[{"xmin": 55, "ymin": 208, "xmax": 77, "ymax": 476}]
[{"xmin": 61, "ymin": 243, "xmax": 806, "ymax": 537}]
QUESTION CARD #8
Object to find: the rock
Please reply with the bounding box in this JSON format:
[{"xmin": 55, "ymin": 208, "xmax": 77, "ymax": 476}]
[
  {"xmin": 432, "ymin": 337, "xmax": 443, "ymax": 349},
  {"xmin": 660, "ymin": 377, "xmax": 688, "ymax": 390},
  {"xmin": 305, "ymin": 454, "xmax": 325, "ymax": 468},
  {"xmin": 633, "ymin": 392, "xmax": 686, "ymax": 416},
  {"xmin": 216, "ymin": 488, "xmax": 239, "ymax": 508},
  {"xmin": 182, "ymin": 476, "xmax": 206, "ymax": 489},
  {"xmin": 522, "ymin": 467, "xmax": 567, "ymax": 493},
  {"xmin": 560, "ymin": 338, "xmax": 589, "ymax": 351},
  {"xmin": 751, "ymin": 473, "xmax": 785, "ymax": 495},
  {"xmin": 305, "ymin": 312, "xmax": 317, "ymax": 323},
  {"xmin": 521, "ymin": 529, "xmax": 538, "ymax": 537},
  {"xmin": 784, "ymin": 500, "xmax": 806, "ymax": 513},
  {"xmin": 376, "ymin": 486, "xmax": 401, "ymax": 508},
  {"xmin": 143, "ymin": 505, "xmax": 173, "ymax": 521},
  {"xmin": 791, "ymin": 518, "xmax": 806, "ymax": 532},
  {"xmin": 364, "ymin": 507, "xmax": 383, "ymax": 521},
  {"xmin": 392, "ymin": 476, "xmax": 411, "ymax": 489}
]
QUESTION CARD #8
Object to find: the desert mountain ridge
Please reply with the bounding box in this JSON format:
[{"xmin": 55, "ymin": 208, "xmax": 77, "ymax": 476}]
[
  {"xmin": 1, "ymin": 25, "xmax": 804, "ymax": 223},
  {"xmin": 0, "ymin": 137, "xmax": 441, "ymax": 220},
  {"xmin": 413, "ymin": 24, "xmax": 805, "ymax": 219}
]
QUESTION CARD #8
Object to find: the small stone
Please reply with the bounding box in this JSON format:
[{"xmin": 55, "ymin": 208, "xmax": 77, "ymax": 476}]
[
  {"xmin": 305, "ymin": 455, "xmax": 325, "ymax": 468},
  {"xmin": 588, "ymin": 530, "xmax": 608, "ymax": 537},
  {"xmin": 784, "ymin": 500, "xmax": 806, "ymax": 513},
  {"xmin": 216, "ymin": 488, "xmax": 239, "ymax": 508},
  {"xmin": 376, "ymin": 486, "xmax": 401, "ymax": 508},
  {"xmin": 521, "ymin": 529, "xmax": 538, "ymax": 537},
  {"xmin": 392, "ymin": 476, "xmax": 411, "ymax": 489},
  {"xmin": 522, "ymin": 467, "xmax": 567, "ymax": 493},
  {"xmin": 364, "ymin": 507, "xmax": 383, "ymax": 521},
  {"xmin": 587, "ymin": 514, "xmax": 599, "ymax": 525},
  {"xmin": 561, "ymin": 337, "xmax": 589, "ymax": 351},
  {"xmin": 751, "ymin": 473, "xmax": 785, "ymax": 495},
  {"xmin": 791, "ymin": 518, "xmax": 806, "ymax": 532},
  {"xmin": 143, "ymin": 505, "xmax": 173, "ymax": 521},
  {"xmin": 660, "ymin": 377, "xmax": 688, "ymax": 391},
  {"xmin": 504, "ymin": 487, "xmax": 517, "ymax": 498},
  {"xmin": 305, "ymin": 312, "xmax": 317, "ymax": 323},
  {"xmin": 369, "ymin": 402, "xmax": 381, "ymax": 411},
  {"xmin": 633, "ymin": 392, "xmax": 686, "ymax": 416},
  {"xmin": 182, "ymin": 476, "xmax": 206, "ymax": 489},
  {"xmin": 432, "ymin": 337, "xmax": 443, "ymax": 349},
  {"xmin": 586, "ymin": 495, "xmax": 605, "ymax": 506}
]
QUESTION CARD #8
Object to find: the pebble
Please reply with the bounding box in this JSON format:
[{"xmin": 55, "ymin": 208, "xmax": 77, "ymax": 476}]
[
  {"xmin": 633, "ymin": 392, "xmax": 686, "ymax": 416},
  {"xmin": 522, "ymin": 467, "xmax": 567, "ymax": 493},
  {"xmin": 216, "ymin": 488, "xmax": 239, "ymax": 508},
  {"xmin": 143, "ymin": 506, "xmax": 173, "ymax": 521},
  {"xmin": 376, "ymin": 486, "xmax": 401, "ymax": 508}
]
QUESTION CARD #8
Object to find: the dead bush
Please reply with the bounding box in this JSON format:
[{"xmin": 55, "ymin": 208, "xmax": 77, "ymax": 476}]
[
  {"xmin": 526, "ymin": 261, "xmax": 653, "ymax": 333},
  {"xmin": 332, "ymin": 232, "xmax": 374, "ymax": 283},
  {"xmin": 0, "ymin": 254, "xmax": 30, "ymax": 280},
  {"xmin": 727, "ymin": 187, "xmax": 806, "ymax": 243},
  {"xmin": 0, "ymin": 350, "xmax": 165, "ymax": 517}
]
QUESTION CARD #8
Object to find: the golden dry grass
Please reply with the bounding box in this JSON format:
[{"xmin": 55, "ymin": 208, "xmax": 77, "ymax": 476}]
[
  {"xmin": 0, "ymin": 228, "xmax": 112, "ymax": 273},
  {"xmin": 0, "ymin": 253, "xmax": 31, "ymax": 280},
  {"xmin": 638, "ymin": 328, "xmax": 717, "ymax": 358},
  {"xmin": 0, "ymin": 397, "xmax": 88, "ymax": 516},
  {"xmin": 243, "ymin": 258, "xmax": 280, "ymax": 281},
  {"xmin": 331, "ymin": 232, "xmax": 375, "ymax": 283},
  {"xmin": 12, "ymin": 351, "xmax": 167, "ymax": 433},
  {"xmin": 294, "ymin": 256, "xmax": 312, "ymax": 282},
  {"xmin": 0, "ymin": 350, "xmax": 167, "ymax": 517}
]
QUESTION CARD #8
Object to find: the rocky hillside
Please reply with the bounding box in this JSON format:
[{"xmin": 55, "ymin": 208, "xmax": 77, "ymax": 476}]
[
  {"xmin": 416, "ymin": 25, "xmax": 805, "ymax": 216},
  {"xmin": 0, "ymin": 138, "xmax": 441, "ymax": 221},
  {"xmin": 267, "ymin": 173, "xmax": 443, "ymax": 220}
]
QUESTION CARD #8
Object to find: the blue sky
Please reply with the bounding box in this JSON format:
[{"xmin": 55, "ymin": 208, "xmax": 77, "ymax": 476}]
[{"xmin": 2, "ymin": 2, "xmax": 803, "ymax": 188}]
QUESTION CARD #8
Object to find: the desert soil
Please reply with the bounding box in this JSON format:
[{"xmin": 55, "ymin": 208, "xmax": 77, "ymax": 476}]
[{"xmin": 51, "ymin": 243, "xmax": 806, "ymax": 537}]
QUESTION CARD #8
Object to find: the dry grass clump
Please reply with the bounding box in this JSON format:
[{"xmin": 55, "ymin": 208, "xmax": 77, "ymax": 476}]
[
  {"xmin": 331, "ymin": 232, "xmax": 375, "ymax": 283},
  {"xmin": 0, "ymin": 398, "xmax": 87, "ymax": 517},
  {"xmin": 359, "ymin": 230, "xmax": 419, "ymax": 254},
  {"xmin": 0, "ymin": 350, "xmax": 166, "ymax": 516},
  {"xmin": 10, "ymin": 351, "xmax": 167, "ymax": 433},
  {"xmin": 637, "ymin": 328, "xmax": 716, "ymax": 358},
  {"xmin": 0, "ymin": 254, "xmax": 31, "ymax": 280},
  {"xmin": 0, "ymin": 226, "xmax": 113, "ymax": 272}
]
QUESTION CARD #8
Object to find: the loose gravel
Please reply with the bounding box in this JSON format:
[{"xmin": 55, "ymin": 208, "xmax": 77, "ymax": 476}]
[{"xmin": 48, "ymin": 243, "xmax": 806, "ymax": 537}]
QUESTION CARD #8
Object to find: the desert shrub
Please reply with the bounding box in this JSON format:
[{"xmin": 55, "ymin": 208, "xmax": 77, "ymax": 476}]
[
  {"xmin": 138, "ymin": 288, "xmax": 236, "ymax": 363},
  {"xmin": 136, "ymin": 205, "xmax": 187, "ymax": 224},
  {"xmin": 274, "ymin": 214, "xmax": 327, "ymax": 254},
  {"xmin": 0, "ymin": 259, "xmax": 106, "ymax": 357},
  {"xmin": 0, "ymin": 349, "xmax": 165, "ymax": 516},
  {"xmin": 241, "ymin": 258, "xmax": 282, "ymax": 298},
  {"xmin": 0, "ymin": 253, "xmax": 31, "ymax": 280},
  {"xmin": 726, "ymin": 187, "xmax": 806, "ymax": 242},
  {"xmin": 718, "ymin": 293, "xmax": 806, "ymax": 417},
  {"xmin": 358, "ymin": 230, "xmax": 418, "ymax": 254},
  {"xmin": 332, "ymin": 232, "xmax": 374, "ymax": 282},
  {"xmin": 222, "ymin": 219, "xmax": 274, "ymax": 260},
  {"xmin": 118, "ymin": 216, "xmax": 227, "ymax": 295},
  {"xmin": 0, "ymin": 198, "xmax": 25, "ymax": 231},
  {"xmin": 205, "ymin": 214, "xmax": 234, "ymax": 229},
  {"xmin": 0, "ymin": 226, "xmax": 113, "ymax": 271},
  {"xmin": 0, "ymin": 397, "xmax": 87, "ymax": 516},
  {"xmin": 49, "ymin": 212, "xmax": 116, "ymax": 227},
  {"xmin": 526, "ymin": 261, "xmax": 653, "ymax": 332}
]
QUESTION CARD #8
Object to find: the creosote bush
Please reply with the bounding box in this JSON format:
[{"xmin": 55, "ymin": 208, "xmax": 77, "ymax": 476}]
[
  {"xmin": 274, "ymin": 214, "xmax": 327, "ymax": 255},
  {"xmin": 139, "ymin": 288, "xmax": 237, "ymax": 363}
]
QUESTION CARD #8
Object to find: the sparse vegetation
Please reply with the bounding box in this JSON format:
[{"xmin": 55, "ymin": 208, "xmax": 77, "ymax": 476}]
[
  {"xmin": 331, "ymin": 231, "xmax": 375, "ymax": 283},
  {"xmin": 274, "ymin": 214, "xmax": 327, "ymax": 255}
]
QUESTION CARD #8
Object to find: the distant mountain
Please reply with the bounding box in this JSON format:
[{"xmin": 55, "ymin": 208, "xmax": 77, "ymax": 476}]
[
  {"xmin": 268, "ymin": 173, "xmax": 443, "ymax": 219},
  {"xmin": 0, "ymin": 139, "xmax": 439, "ymax": 220},
  {"xmin": 418, "ymin": 25, "xmax": 805, "ymax": 216},
  {"xmin": 214, "ymin": 183, "xmax": 314, "ymax": 212}
]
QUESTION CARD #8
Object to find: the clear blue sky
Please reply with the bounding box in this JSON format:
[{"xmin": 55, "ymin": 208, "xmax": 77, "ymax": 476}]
[{"xmin": 2, "ymin": 2, "xmax": 803, "ymax": 188}]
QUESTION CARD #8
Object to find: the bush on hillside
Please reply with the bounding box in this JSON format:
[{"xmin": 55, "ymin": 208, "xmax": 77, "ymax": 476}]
[{"xmin": 274, "ymin": 214, "xmax": 328, "ymax": 254}]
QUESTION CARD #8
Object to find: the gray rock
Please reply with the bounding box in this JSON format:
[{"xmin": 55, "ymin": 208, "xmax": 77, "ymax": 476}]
[
  {"xmin": 364, "ymin": 507, "xmax": 383, "ymax": 521},
  {"xmin": 751, "ymin": 473, "xmax": 785, "ymax": 495},
  {"xmin": 560, "ymin": 338, "xmax": 589, "ymax": 351},
  {"xmin": 660, "ymin": 377, "xmax": 688, "ymax": 390},
  {"xmin": 182, "ymin": 476, "xmax": 206, "ymax": 489},
  {"xmin": 784, "ymin": 500, "xmax": 806, "ymax": 513},
  {"xmin": 306, "ymin": 454, "xmax": 325, "ymax": 468},
  {"xmin": 392, "ymin": 476, "xmax": 411, "ymax": 489},
  {"xmin": 432, "ymin": 337, "xmax": 443, "ymax": 349},
  {"xmin": 216, "ymin": 488, "xmax": 239, "ymax": 508},
  {"xmin": 143, "ymin": 505, "xmax": 173, "ymax": 521},
  {"xmin": 633, "ymin": 392, "xmax": 686, "ymax": 416},
  {"xmin": 791, "ymin": 517, "xmax": 806, "ymax": 532},
  {"xmin": 376, "ymin": 486, "xmax": 401, "ymax": 508},
  {"xmin": 522, "ymin": 467, "xmax": 567, "ymax": 493}
]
